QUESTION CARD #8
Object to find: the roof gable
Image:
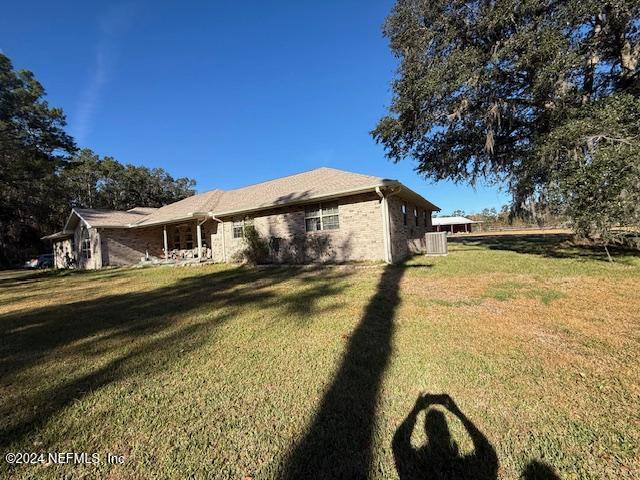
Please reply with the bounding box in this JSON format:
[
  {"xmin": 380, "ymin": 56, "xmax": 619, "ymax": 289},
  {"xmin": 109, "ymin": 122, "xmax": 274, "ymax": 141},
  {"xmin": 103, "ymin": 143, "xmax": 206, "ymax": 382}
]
[
  {"xmin": 211, "ymin": 167, "xmax": 392, "ymax": 215},
  {"xmin": 133, "ymin": 190, "xmax": 224, "ymax": 226}
]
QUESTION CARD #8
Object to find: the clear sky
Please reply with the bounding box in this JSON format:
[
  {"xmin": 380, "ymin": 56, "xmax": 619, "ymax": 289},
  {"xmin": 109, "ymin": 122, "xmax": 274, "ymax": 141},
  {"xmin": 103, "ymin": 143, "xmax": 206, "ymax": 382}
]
[{"xmin": 2, "ymin": 1, "xmax": 509, "ymax": 214}]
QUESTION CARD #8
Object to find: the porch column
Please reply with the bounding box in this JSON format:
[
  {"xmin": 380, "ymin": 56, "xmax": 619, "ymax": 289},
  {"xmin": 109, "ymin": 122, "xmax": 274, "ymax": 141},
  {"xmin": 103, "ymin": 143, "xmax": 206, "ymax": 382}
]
[
  {"xmin": 196, "ymin": 222, "xmax": 203, "ymax": 262},
  {"xmin": 163, "ymin": 225, "xmax": 168, "ymax": 260},
  {"xmin": 465, "ymin": 223, "xmax": 468, "ymax": 233}
]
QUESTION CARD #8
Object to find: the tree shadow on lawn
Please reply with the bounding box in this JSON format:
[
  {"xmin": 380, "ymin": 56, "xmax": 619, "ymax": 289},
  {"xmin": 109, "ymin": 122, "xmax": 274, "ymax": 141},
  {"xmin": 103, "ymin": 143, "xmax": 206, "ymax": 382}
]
[
  {"xmin": 0, "ymin": 265, "xmax": 354, "ymax": 452},
  {"xmin": 450, "ymin": 233, "xmax": 640, "ymax": 263},
  {"xmin": 281, "ymin": 264, "xmax": 405, "ymax": 478},
  {"xmin": 279, "ymin": 261, "xmax": 563, "ymax": 479}
]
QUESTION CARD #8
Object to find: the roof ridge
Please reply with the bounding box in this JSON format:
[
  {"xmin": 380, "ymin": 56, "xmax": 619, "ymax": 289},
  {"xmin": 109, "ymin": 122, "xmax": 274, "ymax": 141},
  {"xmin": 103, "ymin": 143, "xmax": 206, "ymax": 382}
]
[{"xmin": 219, "ymin": 167, "xmax": 349, "ymax": 193}]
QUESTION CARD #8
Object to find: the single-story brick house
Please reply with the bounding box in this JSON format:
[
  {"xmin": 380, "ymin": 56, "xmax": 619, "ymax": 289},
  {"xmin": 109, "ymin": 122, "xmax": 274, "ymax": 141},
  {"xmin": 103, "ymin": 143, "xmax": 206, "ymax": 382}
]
[{"xmin": 43, "ymin": 167, "xmax": 440, "ymax": 269}]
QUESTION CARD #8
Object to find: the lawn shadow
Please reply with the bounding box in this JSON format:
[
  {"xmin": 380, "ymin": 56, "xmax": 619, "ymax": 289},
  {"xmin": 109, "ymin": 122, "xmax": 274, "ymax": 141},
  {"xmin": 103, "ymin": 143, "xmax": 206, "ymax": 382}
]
[
  {"xmin": 521, "ymin": 460, "xmax": 562, "ymax": 479},
  {"xmin": 393, "ymin": 393, "xmax": 498, "ymax": 480},
  {"xmin": 280, "ymin": 264, "xmax": 404, "ymax": 478},
  {"xmin": 0, "ymin": 265, "xmax": 354, "ymax": 452},
  {"xmin": 450, "ymin": 233, "xmax": 640, "ymax": 263}
]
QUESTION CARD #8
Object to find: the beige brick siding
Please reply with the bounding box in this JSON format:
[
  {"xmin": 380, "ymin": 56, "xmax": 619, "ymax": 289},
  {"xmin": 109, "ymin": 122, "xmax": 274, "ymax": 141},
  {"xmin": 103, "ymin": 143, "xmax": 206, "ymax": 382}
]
[
  {"xmin": 211, "ymin": 192, "xmax": 385, "ymax": 263},
  {"xmin": 52, "ymin": 238, "xmax": 74, "ymax": 269},
  {"xmin": 388, "ymin": 194, "xmax": 434, "ymax": 263}
]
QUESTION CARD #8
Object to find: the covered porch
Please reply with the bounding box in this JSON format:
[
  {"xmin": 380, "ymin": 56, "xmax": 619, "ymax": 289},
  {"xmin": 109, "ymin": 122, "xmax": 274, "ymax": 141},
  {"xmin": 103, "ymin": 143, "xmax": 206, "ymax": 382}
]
[{"xmin": 140, "ymin": 216, "xmax": 220, "ymax": 264}]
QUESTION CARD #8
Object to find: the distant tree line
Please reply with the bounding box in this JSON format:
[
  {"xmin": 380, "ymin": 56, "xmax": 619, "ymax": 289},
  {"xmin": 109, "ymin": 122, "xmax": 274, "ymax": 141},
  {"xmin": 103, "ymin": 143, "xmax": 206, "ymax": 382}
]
[
  {"xmin": 438, "ymin": 205, "xmax": 567, "ymax": 230},
  {"xmin": 0, "ymin": 53, "xmax": 195, "ymax": 265}
]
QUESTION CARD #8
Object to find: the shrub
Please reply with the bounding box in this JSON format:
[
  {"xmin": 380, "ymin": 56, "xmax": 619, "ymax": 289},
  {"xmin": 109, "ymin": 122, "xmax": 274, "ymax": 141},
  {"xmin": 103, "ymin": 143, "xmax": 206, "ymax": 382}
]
[{"xmin": 233, "ymin": 226, "xmax": 269, "ymax": 265}]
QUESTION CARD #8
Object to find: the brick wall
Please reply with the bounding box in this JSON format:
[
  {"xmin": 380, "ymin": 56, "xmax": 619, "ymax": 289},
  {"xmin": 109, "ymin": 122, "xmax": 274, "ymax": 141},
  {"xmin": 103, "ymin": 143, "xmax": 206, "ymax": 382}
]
[
  {"xmin": 100, "ymin": 227, "xmax": 165, "ymax": 266},
  {"xmin": 211, "ymin": 192, "xmax": 385, "ymax": 263},
  {"xmin": 388, "ymin": 194, "xmax": 434, "ymax": 263}
]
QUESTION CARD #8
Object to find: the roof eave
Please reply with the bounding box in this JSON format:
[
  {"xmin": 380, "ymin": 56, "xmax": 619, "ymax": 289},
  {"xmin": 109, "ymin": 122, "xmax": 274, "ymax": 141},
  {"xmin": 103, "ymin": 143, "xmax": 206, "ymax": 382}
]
[
  {"xmin": 41, "ymin": 230, "xmax": 74, "ymax": 240},
  {"xmin": 396, "ymin": 185, "xmax": 441, "ymax": 212},
  {"xmin": 63, "ymin": 208, "xmax": 91, "ymax": 231},
  {"xmin": 129, "ymin": 212, "xmax": 209, "ymax": 228}
]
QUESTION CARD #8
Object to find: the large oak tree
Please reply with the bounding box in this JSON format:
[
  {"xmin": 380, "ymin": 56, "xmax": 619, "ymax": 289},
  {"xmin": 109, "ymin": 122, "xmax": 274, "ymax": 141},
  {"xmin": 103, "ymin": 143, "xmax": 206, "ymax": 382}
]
[{"xmin": 373, "ymin": 0, "xmax": 639, "ymax": 247}]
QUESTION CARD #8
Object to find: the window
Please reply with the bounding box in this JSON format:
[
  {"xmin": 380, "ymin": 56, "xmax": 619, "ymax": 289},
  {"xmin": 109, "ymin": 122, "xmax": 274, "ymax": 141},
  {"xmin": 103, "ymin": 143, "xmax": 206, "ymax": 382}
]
[
  {"xmin": 414, "ymin": 207, "xmax": 419, "ymax": 226},
  {"xmin": 232, "ymin": 217, "xmax": 254, "ymax": 238},
  {"xmin": 232, "ymin": 220, "xmax": 243, "ymax": 238},
  {"xmin": 423, "ymin": 210, "xmax": 428, "ymax": 228},
  {"xmin": 402, "ymin": 203, "xmax": 407, "ymax": 226},
  {"xmin": 81, "ymin": 228, "xmax": 91, "ymax": 259},
  {"xmin": 305, "ymin": 203, "xmax": 339, "ymax": 232},
  {"xmin": 185, "ymin": 228, "xmax": 194, "ymax": 249},
  {"xmin": 200, "ymin": 225, "xmax": 207, "ymax": 247},
  {"xmin": 173, "ymin": 227, "xmax": 181, "ymax": 249}
]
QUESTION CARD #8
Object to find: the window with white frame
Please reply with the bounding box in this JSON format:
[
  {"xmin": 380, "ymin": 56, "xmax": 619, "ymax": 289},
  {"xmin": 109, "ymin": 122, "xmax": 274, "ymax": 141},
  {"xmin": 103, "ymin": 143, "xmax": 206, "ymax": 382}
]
[
  {"xmin": 200, "ymin": 225, "xmax": 207, "ymax": 247},
  {"xmin": 232, "ymin": 217, "xmax": 254, "ymax": 238},
  {"xmin": 402, "ymin": 203, "xmax": 407, "ymax": 226},
  {"xmin": 305, "ymin": 203, "xmax": 339, "ymax": 232},
  {"xmin": 81, "ymin": 228, "xmax": 91, "ymax": 259}
]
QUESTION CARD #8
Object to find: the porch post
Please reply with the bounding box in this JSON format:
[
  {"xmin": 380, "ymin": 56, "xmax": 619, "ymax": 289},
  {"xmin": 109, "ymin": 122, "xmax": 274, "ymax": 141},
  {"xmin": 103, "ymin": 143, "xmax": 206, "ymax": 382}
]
[
  {"xmin": 196, "ymin": 222, "xmax": 203, "ymax": 262},
  {"xmin": 163, "ymin": 225, "xmax": 168, "ymax": 260}
]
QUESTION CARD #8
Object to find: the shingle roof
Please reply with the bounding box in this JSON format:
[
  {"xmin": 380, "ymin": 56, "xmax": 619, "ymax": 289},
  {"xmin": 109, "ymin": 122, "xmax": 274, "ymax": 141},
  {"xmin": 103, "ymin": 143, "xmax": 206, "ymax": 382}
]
[
  {"xmin": 133, "ymin": 190, "xmax": 224, "ymax": 226},
  {"xmin": 211, "ymin": 167, "xmax": 392, "ymax": 215},
  {"xmin": 74, "ymin": 208, "xmax": 155, "ymax": 227},
  {"xmin": 53, "ymin": 168, "xmax": 438, "ymax": 231},
  {"xmin": 127, "ymin": 207, "xmax": 159, "ymax": 215}
]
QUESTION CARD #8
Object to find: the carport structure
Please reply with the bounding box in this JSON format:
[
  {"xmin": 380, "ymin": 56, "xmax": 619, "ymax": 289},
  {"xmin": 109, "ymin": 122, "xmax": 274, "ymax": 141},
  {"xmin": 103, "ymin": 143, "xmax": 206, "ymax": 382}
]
[{"xmin": 432, "ymin": 216, "xmax": 481, "ymax": 234}]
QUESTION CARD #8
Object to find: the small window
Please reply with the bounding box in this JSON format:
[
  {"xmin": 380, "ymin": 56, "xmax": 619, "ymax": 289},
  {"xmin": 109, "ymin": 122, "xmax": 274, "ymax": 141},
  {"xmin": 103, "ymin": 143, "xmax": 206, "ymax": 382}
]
[
  {"xmin": 232, "ymin": 217, "xmax": 253, "ymax": 238},
  {"xmin": 402, "ymin": 203, "xmax": 407, "ymax": 226},
  {"xmin": 414, "ymin": 208, "xmax": 419, "ymax": 226},
  {"xmin": 233, "ymin": 220, "xmax": 244, "ymax": 238},
  {"xmin": 305, "ymin": 203, "xmax": 339, "ymax": 232},
  {"xmin": 81, "ymin": 228, "xmax": 91, "ymax": 259},
  {"xmin": 423, "ymin": 210, "xmax": 428, "ymax": 228}
]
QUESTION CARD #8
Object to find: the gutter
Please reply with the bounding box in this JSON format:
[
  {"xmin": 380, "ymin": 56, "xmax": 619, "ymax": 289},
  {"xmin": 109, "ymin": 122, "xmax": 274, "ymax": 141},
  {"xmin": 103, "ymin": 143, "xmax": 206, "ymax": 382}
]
[{"xmin": 211, "ymin": 215, "xmax": 226, "ymax": 262}]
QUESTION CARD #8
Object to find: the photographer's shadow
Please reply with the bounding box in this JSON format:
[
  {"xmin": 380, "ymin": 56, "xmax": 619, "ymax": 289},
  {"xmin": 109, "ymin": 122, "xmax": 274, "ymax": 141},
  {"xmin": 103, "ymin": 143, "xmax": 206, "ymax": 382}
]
[{"xmin": 393, "ymin": 393, "xmax": 498, "ymax": 480}]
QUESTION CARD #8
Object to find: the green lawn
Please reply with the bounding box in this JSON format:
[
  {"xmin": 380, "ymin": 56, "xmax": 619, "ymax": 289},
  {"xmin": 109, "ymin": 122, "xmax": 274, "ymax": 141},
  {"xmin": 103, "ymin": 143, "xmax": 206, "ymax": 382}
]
[{"xmin": 1, "ymin": 234, "xmax": 639, "ymax": 479}]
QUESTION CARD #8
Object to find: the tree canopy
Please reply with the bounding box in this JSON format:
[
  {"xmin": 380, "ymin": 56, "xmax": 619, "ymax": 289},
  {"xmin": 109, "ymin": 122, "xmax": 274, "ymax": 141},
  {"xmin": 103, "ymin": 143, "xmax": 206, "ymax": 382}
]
[
  {"xmin": 64, "ymin": 149, "xmax": 196, "ymax": 211},
  {"xmin": 0, "ymin": 53, "xmax": 196, "ymax": 265},
  {"xmin": 0, "ymin": 53, "xmax": 76, "ymax": 264},
  {"xmin": 373, "ymin": 0, "xmax": 639, "ymax": 246}
]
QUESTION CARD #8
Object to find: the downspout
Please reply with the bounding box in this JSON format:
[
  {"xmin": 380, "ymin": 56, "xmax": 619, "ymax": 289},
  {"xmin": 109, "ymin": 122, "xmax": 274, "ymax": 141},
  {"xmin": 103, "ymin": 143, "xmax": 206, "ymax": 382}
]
[
  {"xmin": 376, "ymin": 187, "xmax": 393, "ymax": 264},
  {"xmin": 211, "ymin": 215, "xmax": 226, "ymax": 263}
]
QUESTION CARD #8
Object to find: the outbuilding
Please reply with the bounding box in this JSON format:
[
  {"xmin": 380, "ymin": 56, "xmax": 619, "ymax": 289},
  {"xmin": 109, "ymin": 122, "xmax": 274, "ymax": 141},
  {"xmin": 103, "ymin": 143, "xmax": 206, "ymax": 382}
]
[{"xmin": 431, "ymin": 216, "xmax": 481, "ymax": 234}]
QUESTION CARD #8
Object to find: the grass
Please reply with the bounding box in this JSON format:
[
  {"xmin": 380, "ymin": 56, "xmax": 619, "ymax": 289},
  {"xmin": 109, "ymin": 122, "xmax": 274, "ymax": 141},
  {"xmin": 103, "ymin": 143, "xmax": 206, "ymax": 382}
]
[{"xmin": 1, "ymin": 234, "xmax": 639, "ymax": 479}]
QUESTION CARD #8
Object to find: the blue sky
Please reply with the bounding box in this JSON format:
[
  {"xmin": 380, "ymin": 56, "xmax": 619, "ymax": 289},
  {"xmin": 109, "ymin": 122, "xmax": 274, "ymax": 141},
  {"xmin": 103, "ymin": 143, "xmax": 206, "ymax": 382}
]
[{"xmin": 2, "ymin": 1, "xmax": 509, "ymax": 214}]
